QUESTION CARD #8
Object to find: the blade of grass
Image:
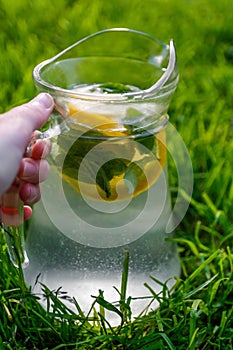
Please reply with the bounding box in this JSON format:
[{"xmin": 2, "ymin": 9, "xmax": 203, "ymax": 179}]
[
  {"xmin": 184, "ymin": 274, "xmax": 218, "ymax": 299},
  {"xmin": 184, "ymin": 249, "xmax": 221, "ymax": 285}
]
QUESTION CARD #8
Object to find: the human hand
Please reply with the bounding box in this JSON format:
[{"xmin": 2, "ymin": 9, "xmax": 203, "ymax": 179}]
[{"xmin": 0, "ymin": 93, "xmax": 54, "ymax": 223}]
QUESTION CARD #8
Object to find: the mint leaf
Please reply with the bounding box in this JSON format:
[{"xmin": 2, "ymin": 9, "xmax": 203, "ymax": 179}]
[
  {"xmin": 98, "ymin": 82, "xmax": 132, "ymax": 94},
  {"xmin": 124, "ymin": 162, "xmax": 143, "ymax": 194},
  {"xmin": 97, "ymin": 159, "xmax": 127, "ymax": 198},
  {"xmin": 137, "ymin": 133, "xmax": 156, "ymax": 152}
]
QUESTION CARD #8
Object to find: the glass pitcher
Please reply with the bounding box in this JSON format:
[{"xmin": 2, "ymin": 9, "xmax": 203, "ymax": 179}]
[{"xmin": 24, "ymin": 28, "xmax": 181, "ymax": 323}]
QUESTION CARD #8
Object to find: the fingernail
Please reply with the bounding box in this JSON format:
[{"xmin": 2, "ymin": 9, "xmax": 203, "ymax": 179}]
[{"xmin": 32, "ymin": 93, "xmax": 53, "ymax": 109}]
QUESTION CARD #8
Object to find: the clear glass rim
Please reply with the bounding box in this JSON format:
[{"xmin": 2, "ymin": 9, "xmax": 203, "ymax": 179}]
[{"xmin": 33, "ymin": 28, "xmax": 179, "ymax": 101}]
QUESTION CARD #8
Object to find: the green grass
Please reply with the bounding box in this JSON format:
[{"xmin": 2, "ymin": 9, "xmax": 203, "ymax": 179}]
[{"xmin": 0, "ymin": 0, "xmax": 233, "ymax": 348}]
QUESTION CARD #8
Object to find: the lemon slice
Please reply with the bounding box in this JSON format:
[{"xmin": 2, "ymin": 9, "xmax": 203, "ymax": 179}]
[{"xmin": 68, "ymin": 103, "xmax": 127, "ymax": 137}]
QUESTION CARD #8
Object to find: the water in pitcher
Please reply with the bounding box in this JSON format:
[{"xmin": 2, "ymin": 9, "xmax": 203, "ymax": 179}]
[{"xmin": 24, "ymin": 83, "xmax": 180, "ymax": 324}]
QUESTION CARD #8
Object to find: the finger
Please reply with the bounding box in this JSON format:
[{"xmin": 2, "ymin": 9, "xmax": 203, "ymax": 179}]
[
  {"xmin": 0, "ymin": 205, "xmax": 33, "ymax": 223},
  {"xmin": 19, "ymin": 183, "xmax": 41, "ymax": 205},
  {"xmin": 31, "ymin": 139, "xmax": 51, "ymax": 160},
  {"xmin": 24, "ymin": 205, "xmax": 33, "ymax": 220},
  {"xmin": 18, "ymin": 158, "xmax": 50, "ymax": 184}
]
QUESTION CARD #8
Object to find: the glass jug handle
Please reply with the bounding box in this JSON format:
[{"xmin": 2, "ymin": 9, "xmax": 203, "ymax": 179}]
[{"xmin": 26, "ymin": 107, "xmax": 71, "ymax": 152}]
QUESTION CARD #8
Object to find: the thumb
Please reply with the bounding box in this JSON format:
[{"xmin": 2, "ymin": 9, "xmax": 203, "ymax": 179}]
[
  {"xmin": 5, "ymin": 93, "xmax": 54, "ymax": 133},
  {"xmin": 27, "ymin": 93, "xmax": 54, "ymax": 129},
  {"xmin": 2, "ymin": 93, "xmax": 54, "ymax": 153},
  {"xmin": 0, "ymin": 93, "xmax": 54, "ymax": 195}
]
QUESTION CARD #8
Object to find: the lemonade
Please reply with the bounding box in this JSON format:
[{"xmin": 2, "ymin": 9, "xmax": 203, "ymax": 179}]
[
  {"xmin": 58, "ymin": 90, "xmax": 167, "ymax": 202},
  {"xmin": 24, "ymin": 89, "xmax": 180, "ymax": 324}
]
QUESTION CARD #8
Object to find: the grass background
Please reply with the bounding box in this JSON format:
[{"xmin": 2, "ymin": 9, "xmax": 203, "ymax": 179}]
[{"xmin": 0, "ymin": 0, "xmax": 233, "ymax": 349}]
